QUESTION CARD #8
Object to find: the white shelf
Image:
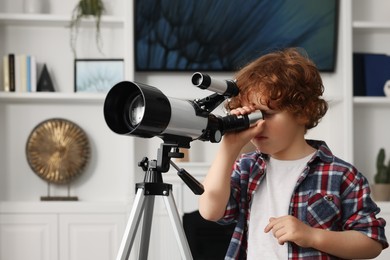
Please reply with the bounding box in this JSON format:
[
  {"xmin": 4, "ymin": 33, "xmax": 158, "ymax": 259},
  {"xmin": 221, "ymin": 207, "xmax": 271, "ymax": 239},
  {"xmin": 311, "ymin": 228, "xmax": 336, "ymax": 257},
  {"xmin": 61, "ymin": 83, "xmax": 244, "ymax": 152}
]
[
  {"xmin": 353, "ymin": 96, "xmax": 390, "ymax": 105},
  {"xmin": 0, "ymin": 13, "xmax": 124, "ymax": 27},
  {"xmin": 0, "ymin": 92, "xmax": 106, "ymax": 104},
  {"xmin": 0, "ymin": 201, "xmax": 130, "ymax": 213},
  {"xmin": 353, "ymin": 21, "xmax": 390, "ymax": 31}
]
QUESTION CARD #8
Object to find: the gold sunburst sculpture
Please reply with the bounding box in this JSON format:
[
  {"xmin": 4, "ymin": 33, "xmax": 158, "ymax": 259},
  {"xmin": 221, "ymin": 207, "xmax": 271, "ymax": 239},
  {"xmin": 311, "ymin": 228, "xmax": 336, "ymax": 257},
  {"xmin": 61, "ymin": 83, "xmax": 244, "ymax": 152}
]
[{"xmin": 26, "ymin": 118, "xmax": 90, "ymax": 185}]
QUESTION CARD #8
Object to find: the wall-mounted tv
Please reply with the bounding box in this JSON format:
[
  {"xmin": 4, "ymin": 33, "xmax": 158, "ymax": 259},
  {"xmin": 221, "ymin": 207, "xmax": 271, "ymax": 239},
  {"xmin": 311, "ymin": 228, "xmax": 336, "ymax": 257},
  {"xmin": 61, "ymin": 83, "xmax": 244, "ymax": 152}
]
[{"xmin": 135, "ymin": 0, "xmax": 339, "ymax": 72}]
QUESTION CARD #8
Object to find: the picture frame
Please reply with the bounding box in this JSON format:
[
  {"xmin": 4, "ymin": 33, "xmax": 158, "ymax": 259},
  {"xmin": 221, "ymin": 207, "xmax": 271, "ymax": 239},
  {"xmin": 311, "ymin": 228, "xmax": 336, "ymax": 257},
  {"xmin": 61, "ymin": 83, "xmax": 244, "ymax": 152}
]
[{"xmin": 74, "ymin": 59, "xmax": 124, "ymax": 93}]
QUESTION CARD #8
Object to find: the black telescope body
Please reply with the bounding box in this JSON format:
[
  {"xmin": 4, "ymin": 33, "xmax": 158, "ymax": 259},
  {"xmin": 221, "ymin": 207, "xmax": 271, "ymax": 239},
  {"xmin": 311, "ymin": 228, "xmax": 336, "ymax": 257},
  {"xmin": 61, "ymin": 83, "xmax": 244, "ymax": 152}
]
[{"xmin": 103, "ymin": 73, "xmax": 263, "ymax": 147}]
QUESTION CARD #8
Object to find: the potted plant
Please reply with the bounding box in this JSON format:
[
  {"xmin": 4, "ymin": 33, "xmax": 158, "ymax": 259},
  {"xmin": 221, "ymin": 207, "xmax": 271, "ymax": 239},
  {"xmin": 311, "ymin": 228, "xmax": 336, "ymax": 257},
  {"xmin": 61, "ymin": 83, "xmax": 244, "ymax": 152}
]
[
  {"xmin": 69, "ymin": 0, "xmax": 105, "ymax": 56},
  {"xmin": 371, "ymin": 148, "xmax": 390, "ymax": 201}
]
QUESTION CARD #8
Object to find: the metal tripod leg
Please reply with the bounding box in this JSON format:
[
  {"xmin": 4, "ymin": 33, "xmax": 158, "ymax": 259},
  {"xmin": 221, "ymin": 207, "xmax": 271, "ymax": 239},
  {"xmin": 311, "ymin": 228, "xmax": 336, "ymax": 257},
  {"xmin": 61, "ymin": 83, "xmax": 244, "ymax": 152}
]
[
  {"xmin": 116, "ymin": 186, "xmax": 193, "ymax": 260},
  {"xmin": 116, "ymin": 188, "xmax": 146, "ymax": 260},
  {"xmin": 138, "ymin": 196, "xmax": 155, "ymax": 259},
  {"xmin": 163, "ymin": 193, "xmax": 193, "ymax": 260}
]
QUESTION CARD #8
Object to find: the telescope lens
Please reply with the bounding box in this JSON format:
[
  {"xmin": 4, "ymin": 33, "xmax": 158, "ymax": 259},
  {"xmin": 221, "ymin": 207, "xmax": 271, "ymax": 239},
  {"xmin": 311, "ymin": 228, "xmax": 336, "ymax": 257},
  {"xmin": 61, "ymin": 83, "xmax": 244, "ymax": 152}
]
[
  {"xmin": 128, "ymin": 94, "xmax": 145, "ymax": 126},
  {"xmin": 104, "ymin": 81, "xmax": 172, "ymax": 138}
]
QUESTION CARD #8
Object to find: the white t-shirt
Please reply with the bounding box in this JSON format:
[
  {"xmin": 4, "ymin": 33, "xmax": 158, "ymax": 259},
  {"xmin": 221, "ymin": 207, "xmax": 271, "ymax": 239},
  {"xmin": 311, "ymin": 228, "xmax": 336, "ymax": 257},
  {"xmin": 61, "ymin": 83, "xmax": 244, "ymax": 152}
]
[{"xmin": 247, "ymin": 153, "xmax": 314, "ymax": 259}]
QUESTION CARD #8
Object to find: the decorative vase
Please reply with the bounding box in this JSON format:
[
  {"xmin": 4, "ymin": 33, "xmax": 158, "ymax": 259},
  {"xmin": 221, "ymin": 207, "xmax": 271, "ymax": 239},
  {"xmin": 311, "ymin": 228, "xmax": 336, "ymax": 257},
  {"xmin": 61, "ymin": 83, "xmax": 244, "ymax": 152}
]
[{"xmin": 371, "ymin": 184, "xmax": 390, "ymax": 201}]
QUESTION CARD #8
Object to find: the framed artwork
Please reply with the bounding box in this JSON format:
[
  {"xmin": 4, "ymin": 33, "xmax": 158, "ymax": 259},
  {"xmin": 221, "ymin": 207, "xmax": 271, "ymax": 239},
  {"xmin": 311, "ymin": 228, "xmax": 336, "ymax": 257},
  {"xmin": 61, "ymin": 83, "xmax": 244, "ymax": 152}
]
[
  {"xmin": 74, "ymin": 59, "xmax": 124, "ymax": 93},
  {"xmin": 134, "ymin": 0, "xmax": 339, "ymax": 72}
]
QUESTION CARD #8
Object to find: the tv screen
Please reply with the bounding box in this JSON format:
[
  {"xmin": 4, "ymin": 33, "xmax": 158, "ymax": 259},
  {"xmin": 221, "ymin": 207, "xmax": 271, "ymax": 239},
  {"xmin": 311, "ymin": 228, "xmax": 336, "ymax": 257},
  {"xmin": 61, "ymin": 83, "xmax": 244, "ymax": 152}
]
[{"xmin": 135, "ymin": 0, "xmax": 339, "ymax": 72}]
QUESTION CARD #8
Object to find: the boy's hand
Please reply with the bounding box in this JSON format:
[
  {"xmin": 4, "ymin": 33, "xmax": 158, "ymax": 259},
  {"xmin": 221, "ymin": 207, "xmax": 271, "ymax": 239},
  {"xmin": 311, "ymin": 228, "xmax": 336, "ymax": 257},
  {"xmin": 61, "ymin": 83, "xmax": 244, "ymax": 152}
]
[
  {"xmin": 264, "ymin": 215, "xmax": 383, "ymax": 259},
  {"xmin": 264, "ymin": 215, "xmax": 314, "ymax": 248},
  {"xmin": 222, "ymin": 105, "xmax": 264, "ymax": 149}
]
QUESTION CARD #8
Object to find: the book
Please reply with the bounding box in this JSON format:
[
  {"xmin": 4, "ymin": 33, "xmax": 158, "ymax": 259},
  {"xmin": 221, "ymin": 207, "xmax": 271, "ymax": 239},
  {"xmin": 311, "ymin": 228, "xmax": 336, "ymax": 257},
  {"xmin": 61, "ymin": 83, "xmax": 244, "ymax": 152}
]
[
  {"xmin": 27, "ymin": 56, "xmax": 31, "ymax": 92},
  {"xmin": 14, "ymin": 55, "xmax": 21, "ymax": 92},
  {"xmin": 353, "ymin": 53, "xmax": 366, "ymax": 96},
  {"xmin": 364, "ymin": 53, "xmax": 390, "ymax": 96},
  {"xmin": 20, "ymin": 54, "xmax": 28, "ymax": 92},
  {"xmin": 3, "ymin": 55, "xmax": 10, "ymax": 92},
  {"xmin": 8, "ymin": 54, "xmax": 15, "ymax": 92},
  {"xmin": 2, "ymin": 54, "xmax": 38, "ymax": 92},
  {"xmin": 30, "ymin": 56, "xmax": 37, "ymax": 92}
]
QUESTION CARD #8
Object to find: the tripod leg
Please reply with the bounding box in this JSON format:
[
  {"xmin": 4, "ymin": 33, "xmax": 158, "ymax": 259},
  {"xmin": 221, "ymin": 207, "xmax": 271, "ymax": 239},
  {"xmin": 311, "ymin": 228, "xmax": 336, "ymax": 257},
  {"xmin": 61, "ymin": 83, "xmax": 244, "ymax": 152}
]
[
  {"xmin": 163, "ymin": 194, "xmax": 193, "ymax": 260},
  {"xmin": 138, "ymin": 196, "xmax": 155, "ymax": 260},
  {"xmin": 116, "ymin": 188, "xmax": 146, "ymax": 260}
]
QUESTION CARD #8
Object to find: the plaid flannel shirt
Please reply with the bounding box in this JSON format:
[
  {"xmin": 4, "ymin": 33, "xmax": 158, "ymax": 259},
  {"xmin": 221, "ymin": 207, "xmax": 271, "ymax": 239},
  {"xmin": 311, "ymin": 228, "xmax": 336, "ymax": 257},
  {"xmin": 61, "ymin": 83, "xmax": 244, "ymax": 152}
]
[{"xmin": 218, "ymin": 140, "xmax": 388, "ymax": 259}]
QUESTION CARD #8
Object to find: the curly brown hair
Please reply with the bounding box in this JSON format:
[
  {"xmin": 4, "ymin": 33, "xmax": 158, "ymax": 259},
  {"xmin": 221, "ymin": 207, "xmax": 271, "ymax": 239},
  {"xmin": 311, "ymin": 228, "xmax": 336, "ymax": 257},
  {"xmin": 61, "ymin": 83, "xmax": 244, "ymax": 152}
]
[{"xmin": 227, "ymin": 48, "xmax": 328, "ymax": 130}]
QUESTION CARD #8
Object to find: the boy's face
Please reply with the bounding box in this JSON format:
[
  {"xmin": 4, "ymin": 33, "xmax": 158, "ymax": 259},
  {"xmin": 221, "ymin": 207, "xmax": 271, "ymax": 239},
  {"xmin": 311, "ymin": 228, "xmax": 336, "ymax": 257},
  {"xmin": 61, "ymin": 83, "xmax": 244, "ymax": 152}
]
[{"xmin": 249, "ymin": 99, "xmax": 308, "ymax": 160}]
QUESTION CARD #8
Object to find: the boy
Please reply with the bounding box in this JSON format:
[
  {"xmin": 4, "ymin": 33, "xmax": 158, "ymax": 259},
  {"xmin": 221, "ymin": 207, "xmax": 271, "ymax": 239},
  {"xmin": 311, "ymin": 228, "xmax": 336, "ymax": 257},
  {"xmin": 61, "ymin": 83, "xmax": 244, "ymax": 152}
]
[{"xmin": 198, "ymin": 48, "xmax": 388, "ymax": 259}]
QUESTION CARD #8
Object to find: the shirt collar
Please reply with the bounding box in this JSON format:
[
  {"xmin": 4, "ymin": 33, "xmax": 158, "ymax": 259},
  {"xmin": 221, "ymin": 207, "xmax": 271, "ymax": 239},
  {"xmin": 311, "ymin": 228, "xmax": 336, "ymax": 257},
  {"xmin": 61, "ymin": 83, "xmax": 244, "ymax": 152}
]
[
  {"xmin": 306, "ymin": 139, "xmax": 334, "ymax": 164},
  {"xmin": 255, "ymin": 139, "xmax": 334, "ymax": 164}
]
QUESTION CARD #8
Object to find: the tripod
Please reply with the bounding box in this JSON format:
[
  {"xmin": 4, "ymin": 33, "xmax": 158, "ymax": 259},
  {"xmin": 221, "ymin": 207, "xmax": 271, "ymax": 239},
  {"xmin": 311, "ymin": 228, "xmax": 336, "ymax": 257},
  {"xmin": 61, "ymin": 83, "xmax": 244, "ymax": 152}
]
[{"xmin": 117, "ymin": 142, "xmax": 204, "ymax": 260}]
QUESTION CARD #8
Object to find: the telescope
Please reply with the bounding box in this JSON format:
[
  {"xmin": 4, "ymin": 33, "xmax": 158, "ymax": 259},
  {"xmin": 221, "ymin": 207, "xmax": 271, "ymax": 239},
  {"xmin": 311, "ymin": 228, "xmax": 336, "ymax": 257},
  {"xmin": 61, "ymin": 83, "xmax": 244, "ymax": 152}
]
[
  {"xmin": 103, "ymin": 72, "xmax": 263, "ymax": 148},
  {"xmin": 104, "ymin": 73, "xmax": 263, "ymax": 259}
]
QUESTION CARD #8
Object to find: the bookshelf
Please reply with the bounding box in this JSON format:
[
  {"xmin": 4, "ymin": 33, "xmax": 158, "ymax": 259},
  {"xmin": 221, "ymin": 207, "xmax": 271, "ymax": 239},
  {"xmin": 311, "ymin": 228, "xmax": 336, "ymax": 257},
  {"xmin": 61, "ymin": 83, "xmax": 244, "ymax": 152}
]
[
  {"xmin": 0, "ymin": 0, "xmax": 135, "ymax": 202},
  {"xmin": 0, "ymin": 10, "xmax": 126, "ymax": 93},
  {"xmin": 0, "ymin": 91, "xmax": 106, "ymax": 103},
  {"xmin": 0, "ymin": 2, "xmax": 135, "ymax": 259},
  {"xmin": 354, "ymin": 96, "xmax": 390, "ymax": 106},
  {"xmin": 352, "ymin": 0, "xmax": 390, "ymax": 184},
  {"xmin": 353, "ymin": 21, "xmax": 390, "ymax": 31},
  {"xmin": 352, "ymin": 4, "xmax": 390, "ymax": 258}
]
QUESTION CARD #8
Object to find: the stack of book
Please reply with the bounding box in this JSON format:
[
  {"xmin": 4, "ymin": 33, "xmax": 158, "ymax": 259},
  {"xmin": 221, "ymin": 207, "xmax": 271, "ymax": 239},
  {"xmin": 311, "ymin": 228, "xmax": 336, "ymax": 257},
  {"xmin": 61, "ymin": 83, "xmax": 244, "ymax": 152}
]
[{"xmin": 2, "ymin": 53, "xmax": 37, "ymax": 92}]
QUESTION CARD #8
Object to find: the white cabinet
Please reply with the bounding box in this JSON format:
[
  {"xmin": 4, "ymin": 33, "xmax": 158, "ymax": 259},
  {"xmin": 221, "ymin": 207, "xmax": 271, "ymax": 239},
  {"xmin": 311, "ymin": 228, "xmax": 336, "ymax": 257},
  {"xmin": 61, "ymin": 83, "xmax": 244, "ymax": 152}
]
[
  {"xmin": 59, "ymin": 214, "xmax": 126, "ymax": 260},
  {"xmin": 0, "ymin": 213, "xmax": 58, "ymax": 260},
  {"xmin": 0, "ymin": 202, "xmax": 127, "ymax": 260}
]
